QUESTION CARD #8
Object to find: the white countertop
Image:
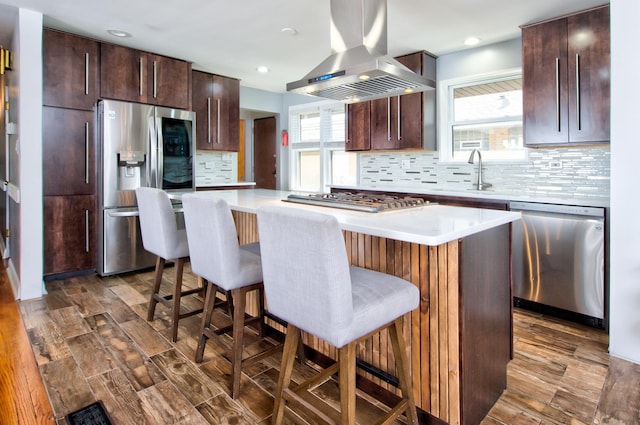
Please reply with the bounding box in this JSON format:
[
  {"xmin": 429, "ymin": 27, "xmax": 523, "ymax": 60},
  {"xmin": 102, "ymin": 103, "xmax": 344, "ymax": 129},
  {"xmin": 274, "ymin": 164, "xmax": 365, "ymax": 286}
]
[
  {"xmin": 331, "ymin": 185, "xmax": 610, "ymax": 208},
  {"xmin": 172, "ymin": 189, "xmax": 521, "ymax": 246}
]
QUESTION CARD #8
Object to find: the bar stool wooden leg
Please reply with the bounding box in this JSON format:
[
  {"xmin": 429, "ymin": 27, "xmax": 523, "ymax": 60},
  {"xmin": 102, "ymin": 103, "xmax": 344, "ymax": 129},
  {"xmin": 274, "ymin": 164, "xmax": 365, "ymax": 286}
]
[
  {"xmin": 389, "ymin": 318, "xmax": 419, "ymax": 425},
  {"xmin": 339, "ymin": 342, "xmax": 357, "ymax": 425},
  {"xmin": 272, "ymin": 325, "xmax": 301, "ymax": 425},
  {"xmin": 170, "ymin": 257, "xmax": 186, "ymax": 342},
  {"xmin": 147, "ymin": 256, "xmax": 165, "ymax": 321},
  {"xmin": 230, "ymin": 287, "xmax": 248, "ymax": 399},
  {"xmin": 195, "ymin": 280, "xmax": 218, "ymax": 363}
]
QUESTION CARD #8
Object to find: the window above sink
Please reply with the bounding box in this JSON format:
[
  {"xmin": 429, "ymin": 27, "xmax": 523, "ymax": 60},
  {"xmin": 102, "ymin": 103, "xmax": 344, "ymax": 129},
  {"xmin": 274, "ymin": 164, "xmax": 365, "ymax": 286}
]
[{"xmin": 438, "ymin": 69, "xmax": 527, "ymax": 163}]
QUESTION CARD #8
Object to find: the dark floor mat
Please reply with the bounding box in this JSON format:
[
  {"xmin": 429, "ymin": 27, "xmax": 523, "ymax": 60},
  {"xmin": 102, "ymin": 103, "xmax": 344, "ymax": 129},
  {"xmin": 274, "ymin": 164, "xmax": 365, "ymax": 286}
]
[{"xmin": 66, "ymin": 401, "xmax": 113, "ymax": 425}]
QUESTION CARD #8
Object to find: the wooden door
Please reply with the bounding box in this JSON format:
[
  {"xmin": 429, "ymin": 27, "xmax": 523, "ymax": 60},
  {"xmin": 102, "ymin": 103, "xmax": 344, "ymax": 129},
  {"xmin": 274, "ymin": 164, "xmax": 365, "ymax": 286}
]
[
  {"xmin": 238, "ymin": 120, "xmax": 246, "ymax": 181},
  {"xmin": 192, "ymin": 71, "xmax": 214, "ymax": 150},
  {"xmin": 43, "ymin": 29, "xmax": 99, "ymax": 111},
  {"xmin": 371, "ymin": 97, "xmax": 395, "ymax": 150},
  {"xmin": 254, "ymin": 117, "xmax": 276, "ymax": 189},
  {"xmin": 212, "ymin": 75, "xmax": 240, "ymax": 151},
  {"xmin": 42, "ymin": 107, "xmax": 95, "ymax": 196},
  {"xmin": 567, "ymin": 6, "xmax": 610, "ymax": 144},
  {"xmin": 147, "ymin": 54, "xmax": 190, "ymax": 109},
  {"xmin": 346, "ymin": 102, "xmax": 370, "ymax": 151},
  {"xmin": 100, "ymin": 43, "xmax": 147, "ymax": 103},
  {"xmin": 43, "ymin": 195, "xmax": 97, "ymax": 275},
  {"xmin": 522, "ymin": 18, "xmax": 569, "ymax": 146},
  {"xmin": 398, "ymin": 92, "xmax": 423, "ymax": 149}
]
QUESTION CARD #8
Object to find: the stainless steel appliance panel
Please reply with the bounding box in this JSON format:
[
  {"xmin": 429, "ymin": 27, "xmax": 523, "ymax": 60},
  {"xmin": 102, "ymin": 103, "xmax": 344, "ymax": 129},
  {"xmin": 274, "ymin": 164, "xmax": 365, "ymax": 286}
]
[
  {"xmin": 101, "ymin": 208, "xmax": 156, "ymax": 275},
  {"xmin": 101, "ymin": 207, "xmax": 185, "ymax": 276},
  {"xmin": 98, "ymin": 99, "xmax": 195, "ymax": 276},
  {"xmin": 99, "ymin": 100, "xmax": 155, "ymax": 208},
  {"xmin": 510, "ymin": 201, "xmax": 605, "ymax": 320}
]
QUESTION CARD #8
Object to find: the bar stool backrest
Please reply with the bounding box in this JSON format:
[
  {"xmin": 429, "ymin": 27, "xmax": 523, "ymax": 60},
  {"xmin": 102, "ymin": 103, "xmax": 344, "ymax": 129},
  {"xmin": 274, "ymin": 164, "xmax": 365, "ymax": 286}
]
[
  {"xmin": 135, "ymin": 187, "xmax": 184, "ymax": 260},
  {"xmin": 257, "ymin": 205, "xmax": 354, "ymax": 343},
  {"xmin": 183, "ymin": 194, "xmax": 261, "ymax": 290}
]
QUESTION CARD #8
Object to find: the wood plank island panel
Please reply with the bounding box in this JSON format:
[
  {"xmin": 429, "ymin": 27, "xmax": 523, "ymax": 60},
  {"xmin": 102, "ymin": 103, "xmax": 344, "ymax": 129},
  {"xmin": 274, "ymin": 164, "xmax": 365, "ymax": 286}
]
[{"xmin": 230, "ymin": 210, "xmax": 511, "ymax": 425}]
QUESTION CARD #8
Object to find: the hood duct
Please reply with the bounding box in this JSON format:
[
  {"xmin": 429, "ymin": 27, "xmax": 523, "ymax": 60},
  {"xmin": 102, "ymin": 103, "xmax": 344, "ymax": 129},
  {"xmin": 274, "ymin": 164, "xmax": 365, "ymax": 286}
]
[{"xmin": 286, "ymin": 0, "xmax": 435, "ymax": 103}]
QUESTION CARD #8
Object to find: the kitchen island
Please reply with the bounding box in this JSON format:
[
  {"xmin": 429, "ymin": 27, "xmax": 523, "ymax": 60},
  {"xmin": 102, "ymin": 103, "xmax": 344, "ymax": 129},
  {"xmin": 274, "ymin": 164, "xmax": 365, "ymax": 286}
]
[{"xmin": 175, "ymin": 189, "xmax": 520, "ymax": 425}]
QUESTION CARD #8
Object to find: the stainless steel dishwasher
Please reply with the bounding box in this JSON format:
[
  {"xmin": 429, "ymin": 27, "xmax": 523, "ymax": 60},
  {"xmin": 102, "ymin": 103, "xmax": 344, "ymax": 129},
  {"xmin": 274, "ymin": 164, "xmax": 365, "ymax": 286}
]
[{"xmin": 510, "ymin": 201, "xmax": 606, "ymax": 329}]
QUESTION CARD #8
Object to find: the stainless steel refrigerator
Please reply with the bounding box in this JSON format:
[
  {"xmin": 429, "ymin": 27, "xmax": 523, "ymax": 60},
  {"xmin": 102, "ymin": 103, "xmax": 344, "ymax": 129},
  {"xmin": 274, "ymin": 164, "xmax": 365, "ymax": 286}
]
[{"xmin": 97, "ymin": 99, "xmax": 195, "ymax": 276}]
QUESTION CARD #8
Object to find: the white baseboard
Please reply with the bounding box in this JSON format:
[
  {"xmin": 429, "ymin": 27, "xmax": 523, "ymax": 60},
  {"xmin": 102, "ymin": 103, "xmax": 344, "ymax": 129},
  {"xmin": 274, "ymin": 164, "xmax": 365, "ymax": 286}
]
[{"xmin": 0, "ymin": 237, "xmax": 20, "ymax": 299}]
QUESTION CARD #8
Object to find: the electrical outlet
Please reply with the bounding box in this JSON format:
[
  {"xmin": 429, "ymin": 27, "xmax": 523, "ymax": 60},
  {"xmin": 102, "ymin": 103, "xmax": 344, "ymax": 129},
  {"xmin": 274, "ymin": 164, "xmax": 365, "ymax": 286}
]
[
  {"xmin": 401, "ymin": 159, "xmax": 411, "ymax": 169},
  {"xmin": 548, "ymin": 160, "xmax": 562, "ymax": 169}
]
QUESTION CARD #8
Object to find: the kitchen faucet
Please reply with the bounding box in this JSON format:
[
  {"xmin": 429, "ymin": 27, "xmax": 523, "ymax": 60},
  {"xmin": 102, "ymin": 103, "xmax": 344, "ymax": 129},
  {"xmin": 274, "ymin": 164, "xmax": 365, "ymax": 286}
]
[{"xmin": 468, "ymin": 149, "xmax": 492, "ymax": 190}]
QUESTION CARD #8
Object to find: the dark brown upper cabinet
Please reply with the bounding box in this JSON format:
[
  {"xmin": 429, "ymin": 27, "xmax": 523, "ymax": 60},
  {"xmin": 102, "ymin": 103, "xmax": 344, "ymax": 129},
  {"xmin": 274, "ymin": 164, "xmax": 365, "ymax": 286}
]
[
  {"xmin": 522, "ymin": 5, "xmax": 610, "ymax": 146},
  {"xmin": 345, "ymin": 101, "xmax": 371, "ymax": 151},
  {"xmin": 100, "ymin": 43, "xmax": 190, "ymax": 110},
  {"xmin": 43, "ymin": 29, "xmax": 99, "ymax": 111},
  {"xmin": 346, "ymin": 51, "xmax": 436, "ymax": 152},
  {"xmin": 192, "ymin": 70, "xmax": 240, "ymax": 151}
]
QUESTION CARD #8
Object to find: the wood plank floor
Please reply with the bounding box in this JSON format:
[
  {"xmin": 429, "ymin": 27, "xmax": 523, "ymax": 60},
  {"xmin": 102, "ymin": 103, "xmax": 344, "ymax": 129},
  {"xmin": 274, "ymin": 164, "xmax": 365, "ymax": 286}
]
[{"xmin": 3, "ymin": 264, "xmax": 640, "ymax": 424}]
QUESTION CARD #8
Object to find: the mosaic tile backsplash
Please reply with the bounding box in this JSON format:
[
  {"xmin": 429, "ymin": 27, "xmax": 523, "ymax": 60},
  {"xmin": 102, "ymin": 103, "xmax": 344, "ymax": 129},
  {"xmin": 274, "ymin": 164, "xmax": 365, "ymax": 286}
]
[
  {"xmin": 359, "ymin": 146, "xmax": 610, "ymax": 200},
  {"xmin": 194, "ymin": 151, "xmax": 238, "ymax": 186}
]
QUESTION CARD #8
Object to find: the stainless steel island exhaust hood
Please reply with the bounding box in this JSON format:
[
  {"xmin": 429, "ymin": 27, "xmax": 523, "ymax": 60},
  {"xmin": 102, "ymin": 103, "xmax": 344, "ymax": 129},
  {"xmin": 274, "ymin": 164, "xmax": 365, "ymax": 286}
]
[{"xmin": 286, "ymin": 0, "xmax": 435, "ymax": 103}]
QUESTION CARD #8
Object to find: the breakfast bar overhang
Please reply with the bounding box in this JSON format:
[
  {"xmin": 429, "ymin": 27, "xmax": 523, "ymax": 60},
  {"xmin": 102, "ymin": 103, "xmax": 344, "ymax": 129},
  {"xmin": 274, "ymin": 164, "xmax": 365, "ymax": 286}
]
[{"xmin": 175, "ymin": 189, "xmax": 521, "ymax": 425}]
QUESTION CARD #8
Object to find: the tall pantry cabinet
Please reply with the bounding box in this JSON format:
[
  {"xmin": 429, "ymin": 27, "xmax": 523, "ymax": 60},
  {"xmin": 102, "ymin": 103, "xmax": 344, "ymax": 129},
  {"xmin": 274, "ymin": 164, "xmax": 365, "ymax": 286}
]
[
  {"xmin": 522, "ymin": 5, "xmax": 610, "ymax": 146},
  {"xmin": 42, "ymin": 29, "xmax": 98, "ymax": 275}
]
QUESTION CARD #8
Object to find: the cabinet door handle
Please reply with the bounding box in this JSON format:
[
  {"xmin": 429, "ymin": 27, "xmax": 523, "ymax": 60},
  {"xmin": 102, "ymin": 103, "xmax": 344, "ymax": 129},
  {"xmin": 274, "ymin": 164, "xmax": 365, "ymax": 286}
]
[
  {"xmin": 139, "ymin": 57, "xmax": 144, "ymax": 97},
  {"xmin": 387, "ymin": 97, "xmax": 391, "ymax": 141},
  {"xmin": 207, "ymin": 97, "xmax": 211, "ymax": 144},
  {"xmin": 84, "ymin": 122, "xmax": 89, "ymax": 184},
  {"xmin": 153, "ymin": 60, "xmax": 157, "ymax": 99},
  {"xmin": 217, "ymin": 98, "xmax": 221, "ymax": 144},
  {"xmin": 575, "ymin": 53, "xmax": 581, "ymax": 131},
  {"xmin": 84, "ymin": 53, "xmax": 89, "ymax": 95},
  {"xmin": 397, "ymin": 96, "xmax": 401, "ymax": 142},
  {"xmin": 84, "ymin": 209, "xmax": 90, "ymax": 253},
  {"xmin": 555, "ymin": 57, "xmax": 560, "ymax": 132}
]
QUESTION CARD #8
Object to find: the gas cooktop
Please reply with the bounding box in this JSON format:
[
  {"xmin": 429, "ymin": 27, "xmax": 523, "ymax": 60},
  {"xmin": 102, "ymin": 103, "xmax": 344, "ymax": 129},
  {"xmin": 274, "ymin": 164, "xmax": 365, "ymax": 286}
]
[{"xmin": 285, "ymin": 192, "xmax": 433, "ymax": 213}]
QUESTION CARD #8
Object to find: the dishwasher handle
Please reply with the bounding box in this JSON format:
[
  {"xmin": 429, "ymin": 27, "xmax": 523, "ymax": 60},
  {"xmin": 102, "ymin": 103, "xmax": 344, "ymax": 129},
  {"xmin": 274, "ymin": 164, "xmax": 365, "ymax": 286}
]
[{"xmin": 509, "ymin": 201, "xmax": 604, "ymax": 218}]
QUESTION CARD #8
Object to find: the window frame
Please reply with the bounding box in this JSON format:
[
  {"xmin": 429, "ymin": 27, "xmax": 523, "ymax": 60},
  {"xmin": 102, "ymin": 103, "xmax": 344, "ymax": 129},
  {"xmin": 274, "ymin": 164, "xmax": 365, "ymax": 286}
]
[
  {"xmin": 437, "ymin": 68, "xmax": 526, "ymax": 163},
  {"xmin": 288, "ymin": 100, "xmax": 356, "ymax": 192}
]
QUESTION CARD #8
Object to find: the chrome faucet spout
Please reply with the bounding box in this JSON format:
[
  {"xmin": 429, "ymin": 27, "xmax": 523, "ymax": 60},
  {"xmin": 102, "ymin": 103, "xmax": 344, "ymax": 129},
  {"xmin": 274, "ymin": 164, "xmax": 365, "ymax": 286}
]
[{"xmin": 467, "ymin": 149, "xmax": 492, "ymax": 190}]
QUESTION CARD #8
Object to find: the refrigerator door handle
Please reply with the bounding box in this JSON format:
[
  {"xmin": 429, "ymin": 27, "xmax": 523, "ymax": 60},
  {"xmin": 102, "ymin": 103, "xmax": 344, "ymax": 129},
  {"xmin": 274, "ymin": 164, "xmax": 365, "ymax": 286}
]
[
  {"xmin": 147, "ymin": 111, "xmax": 162, "ymax": 187},
  {"xmin": 155, "ymin": 112, "xmax": 163, "ymax": 188},
  {"xmin": 107, "ymin": 210, "xmax": 140, "ymax": 217}
]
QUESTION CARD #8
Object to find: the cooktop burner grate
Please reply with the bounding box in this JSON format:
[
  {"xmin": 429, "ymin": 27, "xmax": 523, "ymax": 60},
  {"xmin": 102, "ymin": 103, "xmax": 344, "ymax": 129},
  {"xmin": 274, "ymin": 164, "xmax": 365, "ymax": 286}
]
[{"xmin": 285, "ymin": 192, "xmax": 433, "ymax": 212}]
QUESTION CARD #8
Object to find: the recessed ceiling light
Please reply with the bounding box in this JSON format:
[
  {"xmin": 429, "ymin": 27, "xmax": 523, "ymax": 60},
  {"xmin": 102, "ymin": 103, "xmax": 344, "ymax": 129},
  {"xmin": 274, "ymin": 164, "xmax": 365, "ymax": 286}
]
[
  {"xmin": 107, "ymin": 29, "xmax": 131, "ymax": 38},
  {"xmin": 281, "ymin": 27, "xmax": 298, "ymax": 36},
  {"xmin": 464, "ymin": 37, "xmax": 481, "ymax": 46},
  {"xmin": 257, "ymin": 66, "xmax": 270, "ymax": 73}
]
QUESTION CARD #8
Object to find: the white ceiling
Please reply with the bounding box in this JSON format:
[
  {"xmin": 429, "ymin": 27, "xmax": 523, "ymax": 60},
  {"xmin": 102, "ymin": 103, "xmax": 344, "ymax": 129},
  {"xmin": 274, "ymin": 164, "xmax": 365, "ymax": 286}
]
[{"xmin": 0, "ymin": 0, "xmax": 608, "ymax": 94}]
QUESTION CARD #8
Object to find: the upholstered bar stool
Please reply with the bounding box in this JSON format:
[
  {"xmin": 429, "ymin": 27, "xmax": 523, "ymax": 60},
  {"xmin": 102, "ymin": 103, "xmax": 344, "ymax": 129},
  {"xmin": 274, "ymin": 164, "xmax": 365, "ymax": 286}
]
[
  {"xmin": 257, "ymin": 205, "xmax": 420, "ymax": 425},
  {"xmin": 182, "ymin": 193, "xmax": 278, "ymax": 399},
  {"xmin": 135, "ymin": 187, "xmax": 203, "ymax": 342}
]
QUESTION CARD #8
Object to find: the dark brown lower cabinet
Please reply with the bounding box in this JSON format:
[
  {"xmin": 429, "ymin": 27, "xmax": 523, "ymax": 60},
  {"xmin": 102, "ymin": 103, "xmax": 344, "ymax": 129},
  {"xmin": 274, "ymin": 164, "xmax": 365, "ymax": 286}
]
[{"xmin": 44, "ymin": 195, "xmax": 96, "ymax": 276}]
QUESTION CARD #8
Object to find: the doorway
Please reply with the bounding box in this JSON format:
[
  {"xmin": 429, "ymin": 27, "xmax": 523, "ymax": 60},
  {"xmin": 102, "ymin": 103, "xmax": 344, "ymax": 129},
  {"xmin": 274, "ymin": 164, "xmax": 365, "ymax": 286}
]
[{"xmin": 253, "ymin": 116, "xmax": 276, "ymax": 190}]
